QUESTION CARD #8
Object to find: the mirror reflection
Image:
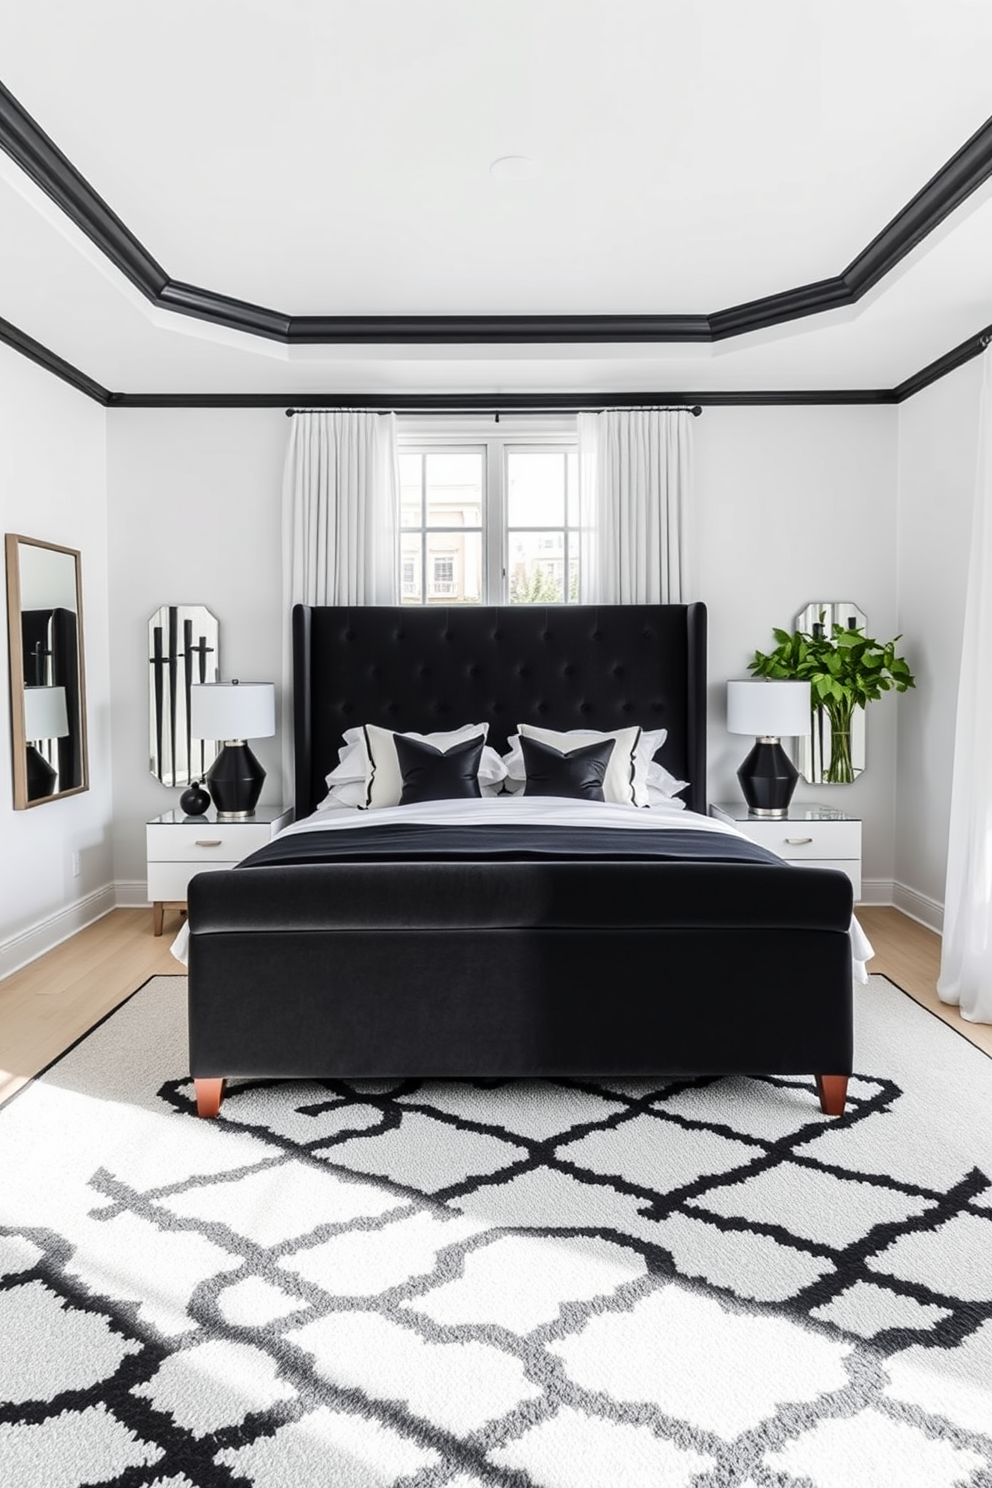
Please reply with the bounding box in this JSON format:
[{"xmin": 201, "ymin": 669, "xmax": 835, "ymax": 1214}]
[
  {"xmin": 148, "ymin": 605, "xmax": 220, "ymax": 786},
  {"xmin": 5, "ymin": 534, "xmax": 89, "ymax": 808},
  {"xmin": 795, "ymin": 600, "xmax": 867, "ymax": 784}
]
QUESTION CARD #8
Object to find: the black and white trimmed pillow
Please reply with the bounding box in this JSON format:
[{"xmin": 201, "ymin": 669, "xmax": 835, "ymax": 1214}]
[
  {"xmin": 362, "ymin": 723, "xmax": 505, "ymax": 809},
  {"xmin": 504, "ymin": 724, "xmax": 642, "ymax": 805},
  {"xmin": 317, "ymin": 724, "xmax": 507, "ymax": 810},
  {"xmin": 503, "ymin": 724, "xmax": 689, "ymax": 808}
]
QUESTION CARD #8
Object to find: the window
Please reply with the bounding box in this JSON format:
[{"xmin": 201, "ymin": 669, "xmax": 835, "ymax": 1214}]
[
  {"xmin": 398, "ymin": 419, "xmax": 579, "ymax": 605},
  {"xmin": 431, "ymin": 555, "xmax": 456, "ymax": 596}
]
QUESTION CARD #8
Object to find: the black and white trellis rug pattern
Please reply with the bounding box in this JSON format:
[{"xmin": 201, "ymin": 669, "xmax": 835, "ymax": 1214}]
[{"xmin": 2, "ymin": 975, "xmax": 991, "ymax": 1488}]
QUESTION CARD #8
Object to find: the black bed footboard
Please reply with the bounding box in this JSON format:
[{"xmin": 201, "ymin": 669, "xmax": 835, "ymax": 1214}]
[{"xmin": 187, "ymin": 861, "xmax": 853, "ymax": 1087}]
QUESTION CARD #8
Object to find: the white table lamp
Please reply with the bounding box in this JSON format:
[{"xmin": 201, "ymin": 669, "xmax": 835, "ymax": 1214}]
[
  {"xmin": 190, "ymin": 680, "xmax": 275, "ymax": 818},
  {"xmin": 726, "ymin": 679, "xmax": 810, "ymax": 816}
]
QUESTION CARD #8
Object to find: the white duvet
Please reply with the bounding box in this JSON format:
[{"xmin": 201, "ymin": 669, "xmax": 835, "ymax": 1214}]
[{"xmin": 171, "ymin": 796, "xmax": 872, "ymax": 980}]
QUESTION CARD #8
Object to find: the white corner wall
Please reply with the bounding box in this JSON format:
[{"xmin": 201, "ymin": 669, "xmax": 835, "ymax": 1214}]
[
  {"xmin": 0, "ymin": 345, "xmax": 112, "ymax": 976},
  {"xmin": 893, "ymin": 355, "xmax": 983, "ymax": 929},
  {"xmin": 106, "ymin": 409, "xmax": 288, "ymax": 894},
  {"xmin": 696, "ymin": 405, "xmax": 900, "ymax": 896}
]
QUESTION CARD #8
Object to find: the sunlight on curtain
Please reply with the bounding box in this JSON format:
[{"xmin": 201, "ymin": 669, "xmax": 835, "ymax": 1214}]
[
  {"xmin": 938, "ymin": 351, "xmax": 992, "ymax": 1024},
  {"xmin": 577, "ymin": 409, "xmax": 695, "ymax": 603}
]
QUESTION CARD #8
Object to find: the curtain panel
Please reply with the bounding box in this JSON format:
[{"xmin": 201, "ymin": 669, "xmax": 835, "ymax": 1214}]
[
  {"xmin": 578, "ymin": 408, "xmax": 695, "ymax": 603},
  {"xmin": 280, "ymin": 410, "xmax": 399, "ymax": 795},
  {"xmin": 283, "ymin": 410, "xmax": 400, "ymax": 608},
  {"xmin": 938, "ymin": 352, "xmax": 992, "ymax": 1024}
]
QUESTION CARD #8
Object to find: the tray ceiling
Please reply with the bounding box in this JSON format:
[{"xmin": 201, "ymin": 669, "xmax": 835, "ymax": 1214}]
[{"xmin": 1, "ymin": 0, "xmax": 991, "ymax": 400}]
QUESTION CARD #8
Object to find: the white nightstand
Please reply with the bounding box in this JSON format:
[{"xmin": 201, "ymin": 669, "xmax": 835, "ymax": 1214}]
[
  {"xmin": 709, "ymin": 802, "xmax": 862, "ymax": 902},
  {"xmin": 146, "ymin": 805, "xmax": 293, "ymax": 935}
]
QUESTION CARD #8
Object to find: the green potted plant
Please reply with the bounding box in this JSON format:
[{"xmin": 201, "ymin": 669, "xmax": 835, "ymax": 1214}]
[{"xmin": 747, "ymin": 616, "xmax": 916, "ymax": 783}]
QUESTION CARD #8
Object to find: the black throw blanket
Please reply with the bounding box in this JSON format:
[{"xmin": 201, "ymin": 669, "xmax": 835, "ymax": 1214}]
[{"xmin": 238, "ymin": 822, "xmax": 785, "ymax": 869}]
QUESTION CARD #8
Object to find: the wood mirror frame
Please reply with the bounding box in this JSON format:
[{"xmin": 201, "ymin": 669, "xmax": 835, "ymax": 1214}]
[{"xmin": 5, "ymin": 533, "xmax": 89, "ymax": 809}]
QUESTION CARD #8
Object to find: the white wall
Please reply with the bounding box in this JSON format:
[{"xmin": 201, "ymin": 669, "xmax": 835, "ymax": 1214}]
[
  {"xmin": 696, "ymin": 405, "xmax": 900, "ymax": 894},
  {"xmin": 893, "ymin": 356, "xmax": 982, "ymax": 927},
  {"xmin": 106, "ymin": 409, "xmax": 288, "ymax": 891},
  {"xmin": 0, "ymin": 345, "xmax": 112, "ymax": 974},
  {"xmin": 104, "ymin": 402, "xmax": 902, "ymax": 897}
]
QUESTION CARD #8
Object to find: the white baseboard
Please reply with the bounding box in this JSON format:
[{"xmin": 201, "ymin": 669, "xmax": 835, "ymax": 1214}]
[
  {"xmin": 858, "ymin": 878, "xmax": 894, "ymax": 907},
  {"xmin": 892, "ymin": 881, "xmax": 944, "ymax": 934},
  {"xmin": 0, "ymin": 885, "xmax": 117, "ymax": 982},
  {"xmin": 115, "ymin": 880, "xmax": 150, "ymax": 909}
]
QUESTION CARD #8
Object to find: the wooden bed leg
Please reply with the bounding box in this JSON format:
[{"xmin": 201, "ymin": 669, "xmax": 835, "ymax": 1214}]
[
  {"xmin": 815, "ymin": 1074, "xmax": 848, "ymax": 1116},
  {"xmin": 194, "ymin": 1078, "xmax": 225, "ymax": 1118}
]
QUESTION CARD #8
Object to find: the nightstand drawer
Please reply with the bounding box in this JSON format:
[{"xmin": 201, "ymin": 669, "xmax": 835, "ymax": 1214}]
[
  {"xmin": 146, "ymin": 824, "xmax": 274, "ymax": 863},
  {"xmin": 790, "ymin": 858, "xmax": 861, "ymax": 901},
  {"xmin": 147, "ymin": 859, "xmax": 239, "ymax": 901},
  {"xmin": 735, "ymin": 819, "xmax": 861, "ymax": 861}
]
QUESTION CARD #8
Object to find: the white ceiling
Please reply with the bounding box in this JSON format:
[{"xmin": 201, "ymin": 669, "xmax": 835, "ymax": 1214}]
[{"xmin": 1, "ymin": 0, "xmax": 991, "ymax": 398}]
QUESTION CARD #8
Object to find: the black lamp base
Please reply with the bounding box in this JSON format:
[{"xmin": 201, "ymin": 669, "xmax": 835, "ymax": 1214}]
[
  {"xmin": 26, "ymin": 743, "xmax": 58, "ymax": 799},
  {"xmin": 205, "ymin": 742, "xmax": 265, "ymax": 819},
  {"xmin": 736, "ymin": 737, "xmax": 799, "ymax": 817}
]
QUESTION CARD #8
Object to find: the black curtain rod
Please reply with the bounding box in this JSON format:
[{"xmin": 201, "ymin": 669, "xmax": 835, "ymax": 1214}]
[{"xmin": 285, "ymin": 403, "xmax": 703, "ymax": 417}]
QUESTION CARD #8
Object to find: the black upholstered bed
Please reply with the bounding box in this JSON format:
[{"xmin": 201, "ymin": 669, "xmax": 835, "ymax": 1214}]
[{"xmin": 186, "ymin": 603, "xmax": 853, "ymax": 1117}]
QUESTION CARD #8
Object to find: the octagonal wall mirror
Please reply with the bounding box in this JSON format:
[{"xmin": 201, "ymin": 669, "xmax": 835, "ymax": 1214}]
[
  {"xmin": 796, "ymin": 600, "xmax": 867, "ymax": 785},
  {"xmin": 148, "ymin": 605, "xmax": 220, "ymax": 786},
  {"xmin": 5, "ymin": 533, "xmax": 89, "ymax": 809}
]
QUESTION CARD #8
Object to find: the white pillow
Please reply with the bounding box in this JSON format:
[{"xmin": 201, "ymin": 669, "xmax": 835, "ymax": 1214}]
[
  {"xmin": 362, "ymin": 723, "xmax": 503, "ymax": 809},
  {"xmin": 646, "ymin": 758, "xmax": 689, "ymax": 803},
  {"xmin": 505, "ymin": 724, "xmax": 643, "ymax": 806},
  {"xmin": 324, "ymin": 728, "xmax": 369, "ymax": 786},
  {"xmin": 316, "ymin": 778, "xmax": 367, "ymax": 811}
]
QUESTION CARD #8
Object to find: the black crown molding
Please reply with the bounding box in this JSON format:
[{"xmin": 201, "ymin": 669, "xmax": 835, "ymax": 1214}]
[
  {"xmin": 2, "ymin": 77, "xmax": 992, "ymax": 348},
  {"xmin": 0, "ymin": 313, "xmax": 112, "ymax": 404},
  {"xmin": 1, "ymin": 75, "xmax": 990, "ymax": 408},
  {"xmin": 0, "ymin": 312, "xmax": 986, "ymax": 411}
]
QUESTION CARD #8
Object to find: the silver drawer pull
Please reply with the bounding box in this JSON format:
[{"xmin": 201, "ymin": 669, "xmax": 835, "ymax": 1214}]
[
  {"xmin": 785, "ymin": 836, "xmax": 814, "ymax": 845},
  {"xmin": 195, "ymin": 839, "xmax": 223, "ymax": 848}
]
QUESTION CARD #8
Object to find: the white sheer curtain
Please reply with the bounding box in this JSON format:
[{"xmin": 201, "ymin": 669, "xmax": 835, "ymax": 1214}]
[
  {"xmin": 282, "ymin": 410, "xmax": 399, "ymax": 607},
  {"xmin": 280, "ymin": 410, "xmax": 399, "ymax": 800},
  {"xmin": 577, "ymin": 408, "xmax": 695, "ymax": 602},
  {"xmin": 938, "ymin": 352, "xmax": 992, "ymax": 1023}
]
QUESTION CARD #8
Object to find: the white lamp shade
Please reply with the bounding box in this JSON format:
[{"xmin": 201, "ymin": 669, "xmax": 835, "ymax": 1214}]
[
  {"xmin": 24, "ymin": 685, "xmax": 69, "ymax": 740},
  {"xmin": 727, "ymin": 679, "xmax": 811, "ymax": 737},
  {"xmin": 190, "ymin": 682, "xmax": 275, "ymax": 741}
]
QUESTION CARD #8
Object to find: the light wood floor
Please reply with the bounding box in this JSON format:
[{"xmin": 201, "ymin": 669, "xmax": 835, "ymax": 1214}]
[{"xmin": 0, "ymin": 904, "xmax": 989, "ymax": 1108}]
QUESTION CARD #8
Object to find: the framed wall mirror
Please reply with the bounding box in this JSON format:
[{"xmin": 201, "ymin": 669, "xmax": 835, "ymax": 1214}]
[{"xmin": 5, "ymin": 533, "xmax": 89, "ymax": 809}]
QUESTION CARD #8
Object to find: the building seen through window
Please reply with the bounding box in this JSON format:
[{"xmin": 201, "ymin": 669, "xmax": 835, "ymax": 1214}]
[{"xmin": 399, "ymin": 435, "xmax": 578, "ymax": 605}]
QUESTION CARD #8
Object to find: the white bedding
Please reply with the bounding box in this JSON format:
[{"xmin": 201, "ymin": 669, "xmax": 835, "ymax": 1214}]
[{"xmin": 170, "ymin": 795, "xmax": 872, "ymax": 980}]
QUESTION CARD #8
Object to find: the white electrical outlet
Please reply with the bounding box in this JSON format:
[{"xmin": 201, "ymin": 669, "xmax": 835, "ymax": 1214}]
[{"xmin": 71, "ymin": 851, "xmax": 81, "ymax": 877}]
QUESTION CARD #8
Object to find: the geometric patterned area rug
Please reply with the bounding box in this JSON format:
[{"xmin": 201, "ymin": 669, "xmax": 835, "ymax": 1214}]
[{"xmin": 1, "ymin": 975, "xmax": 991, "ymax": 1488}]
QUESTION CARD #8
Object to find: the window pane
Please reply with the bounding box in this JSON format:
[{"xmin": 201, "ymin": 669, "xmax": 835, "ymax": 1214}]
[
  {"xmin": 508, "ymin": 530, "xmax": 565, "ymax": 603},
  {"xmin": 567, "ymin": 450, "xmax": 579, "ymax": 527},
  {"xmin": 400, "ymin": 534, "xmax": 422, "ymax": 603},
  {"xmin": 507, "ymin": 451, "xmax": 565, "ymax": 527},
  {"xmin": 426, "ymin": 452, "xmax": 483, "ymax": 527},
  {"xmin": 400, "ymin": 453, "xmax": 423, "ymax": 528},
  {"xmin": 425, "ymin": 532, "xmax": 483, "ymax": 603}
]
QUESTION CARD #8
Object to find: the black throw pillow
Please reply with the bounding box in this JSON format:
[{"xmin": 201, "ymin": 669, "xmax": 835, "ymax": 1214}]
[
  {"xmin": 395, "ymin": 732, "xmax": 485, "ymax": 804},
  {"xmin": 519, "ymin": 735, "xmax": 614, "ymax": 800}
]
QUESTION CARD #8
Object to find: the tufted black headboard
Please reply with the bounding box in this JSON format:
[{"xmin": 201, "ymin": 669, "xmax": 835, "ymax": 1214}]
[{"xmin": 292, "ymin": 603, "xmax": 707, "ymax": 819}]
